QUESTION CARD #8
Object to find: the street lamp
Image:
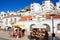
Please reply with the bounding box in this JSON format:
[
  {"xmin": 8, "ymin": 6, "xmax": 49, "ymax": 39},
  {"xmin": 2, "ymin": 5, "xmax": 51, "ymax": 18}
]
[{"xmin": 50, "ymin": 14, "xmax": 55, "ymax": 40}]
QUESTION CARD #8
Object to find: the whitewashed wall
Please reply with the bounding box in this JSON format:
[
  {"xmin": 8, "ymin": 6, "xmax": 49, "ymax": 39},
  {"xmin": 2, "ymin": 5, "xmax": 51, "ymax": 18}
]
[{"xmin": 2, "ymin": 16, "xmax": 20, "ymax": 29}]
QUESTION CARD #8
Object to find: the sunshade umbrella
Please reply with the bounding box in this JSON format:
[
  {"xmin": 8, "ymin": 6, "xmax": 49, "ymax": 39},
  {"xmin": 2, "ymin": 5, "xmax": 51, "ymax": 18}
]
[{"xmin": 12, "ymin": 23, "xmax": 25, "ymax": 28}]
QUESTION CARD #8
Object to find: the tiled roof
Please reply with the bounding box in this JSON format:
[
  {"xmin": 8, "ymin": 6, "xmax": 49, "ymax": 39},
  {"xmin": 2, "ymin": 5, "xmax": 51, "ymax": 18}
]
[
  {"xmin": 20, "ymin": 16, "xmax": 33, "ymax": 21},
  {"xmin": 45, "ymin": 14, "xmax": 60, "ymax": 19},
  {"xmin": 2, "ymin": 14, "xmax": 19, "ymax": 19}
]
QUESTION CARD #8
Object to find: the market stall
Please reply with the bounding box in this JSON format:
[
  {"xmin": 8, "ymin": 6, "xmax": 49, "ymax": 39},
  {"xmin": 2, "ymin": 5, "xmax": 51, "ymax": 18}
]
[
  {"xmin": 30, "ymin": 24, "xmax": 49, "ymax": 40},
  {"xmin": 12, "ymin": 23, "xmax": 25, "ymax": 28},
  {"xmin": 30, "ymin": 28, "xmax": 49, "ymax": 40},
  {"xmin": 12, "ymin": 23, "xmax": 25, "ymax": 38}
]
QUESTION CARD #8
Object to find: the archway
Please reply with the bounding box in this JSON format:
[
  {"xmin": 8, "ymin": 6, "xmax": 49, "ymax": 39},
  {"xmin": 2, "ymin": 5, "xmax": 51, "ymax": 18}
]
[
  {"xmin": 57, "ymin": 23, "xmax": 60, "ymax": 30},
  {"xmin": 43, "ymin": 24, "xmax": 50, "ymax": 32},
  {"xmin": 30, "ymin": 24, "xmax": 35, "ymax": 31}
]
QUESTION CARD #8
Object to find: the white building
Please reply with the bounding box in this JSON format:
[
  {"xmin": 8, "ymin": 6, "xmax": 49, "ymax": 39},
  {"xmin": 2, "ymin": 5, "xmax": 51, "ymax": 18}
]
[
  {"xmin": 41, "ymin": 13, "xmax": 60, "ymax": 33},
  {"xmin": 0, "ymin": 12, "xmax": 7, "ymax": 19},
  {"xmin": 30, "ymin": 3, "xmax": 42, "ymax": 15},
  {"xmin": 56, "ymin": 0, "xmax": 60, "ymax": 14},
  {"xmin": 0, "ymin": 0, "xmax": 60, "ymax": 33},
  {"xmin": 1, "ymin": 12, "xmax": 20, "ymax": 29}
]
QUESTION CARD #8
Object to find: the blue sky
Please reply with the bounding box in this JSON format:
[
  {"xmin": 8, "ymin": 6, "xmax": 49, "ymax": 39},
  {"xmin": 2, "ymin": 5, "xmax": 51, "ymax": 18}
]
[{"xmin": 0, "ymin": 0, "xmax": 59, "ymax": 12}]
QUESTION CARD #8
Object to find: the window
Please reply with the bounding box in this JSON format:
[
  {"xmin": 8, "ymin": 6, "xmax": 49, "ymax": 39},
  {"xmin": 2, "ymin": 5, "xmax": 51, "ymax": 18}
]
[
  {"xmin": 59, "ymin": 6, "xmax": 60, "ymax": 8},
  {"xmin": 31, "ymin": 4, "xmax": 34, "ymax": 7},
  {"xmin": 10, "ymin": 18, "xmax": 12, "ymax": 23},
  {"xmin": 32, "ymin": 5, "xmax": 33, "ymax": 7},
  {"xmin": 5, "ymin": 19, "xmax": 8, "ymax": 24},
  {"xmin": 11, "ymin": 18, "xmax": 12, "ymax": 22},
  {"xmin": 14, "ymin": 18, "xmax": 16, "ymax": 23},
  {"xmin": 7, "ymin": 13, "xmax": 9, "ymax": 15},
  {"xmin": 4, "ymin": 14, "xmax": 6, "ymax": 16},
  {"xmin": 57, "ymin": 24, "xmax": 60, "ymax": 30},
  {"xmin": 1, "ymin": 15, "xmax": 3, "ymax": 16},
  {"xmin": 32, "ymin": 8, "xmax": 33, "ymax": 10}
]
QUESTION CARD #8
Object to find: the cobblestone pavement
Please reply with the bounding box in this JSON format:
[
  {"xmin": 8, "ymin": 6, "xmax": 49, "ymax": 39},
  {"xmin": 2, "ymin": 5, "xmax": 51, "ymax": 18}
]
[{"xmin": 0, "ymin": 30, "xmax": 60, "ymax": 40}]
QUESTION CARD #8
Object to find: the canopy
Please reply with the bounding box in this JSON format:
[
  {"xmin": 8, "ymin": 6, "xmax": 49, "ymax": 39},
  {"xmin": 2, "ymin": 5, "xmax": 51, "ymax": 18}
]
[{"xmin": 12, "ymin": 23, "xmax": 25, "ymax": 28}]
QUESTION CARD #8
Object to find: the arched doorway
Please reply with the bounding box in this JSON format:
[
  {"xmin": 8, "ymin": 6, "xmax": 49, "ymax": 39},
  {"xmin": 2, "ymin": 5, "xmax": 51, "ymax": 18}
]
[
  {"xmin": 30, "ymin": 24, "xmax": 35, "ymax": 31},
  {"xmin": 57, "ymin": 23, "xmax": 60, "ymax": 30},
  {"xmin": 43, "ymin": 24, "xmax": 50, "ymax": 32}
]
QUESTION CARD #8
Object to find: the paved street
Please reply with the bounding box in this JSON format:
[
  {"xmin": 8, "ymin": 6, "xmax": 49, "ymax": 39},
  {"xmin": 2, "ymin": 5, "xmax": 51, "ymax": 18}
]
[
  {"xmin": 0, "ymin": 30, "xmax": 30, "ymax": 40},
  {"xmin": 0, "ymin": 30, "xmax": 60, "ymax": 40}
]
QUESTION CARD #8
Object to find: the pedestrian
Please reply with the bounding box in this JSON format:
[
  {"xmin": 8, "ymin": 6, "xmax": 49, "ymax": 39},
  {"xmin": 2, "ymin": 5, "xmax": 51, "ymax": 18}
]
[
  {"xmin": 44, "ymin": 30, "xmax": 48, "ymax": 40},
  {"xmin": 19, "ymin": 28, "xmax": 22, "ymax": 37},
  {"xmin": 16, "ymin": 28, "xmax": 19, "ymax": 39},
  {"xmin": 6, "ymin": 26, "xmax": 8, "ymax": 31},
  {"xmin": 22, "ymin": 29, "xmax": 25, "ymax": 37},
  {"xmin": 13, "ymin": 27, "xmax": 17, "ymax": 38},
  {"xmin": 8, "ymin": 27, "xmax": 12, "ymax": 37},
  {"xmin": 16, "ymin": 27, "xmax": 21, "ymax": 38}
]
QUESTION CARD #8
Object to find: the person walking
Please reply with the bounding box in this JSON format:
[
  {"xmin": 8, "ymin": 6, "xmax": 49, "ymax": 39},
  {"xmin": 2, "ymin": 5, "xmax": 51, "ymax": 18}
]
[
  {"xmin": 13, "ymin": 27, "xmax": 17, "ymax": 38},
  {"xmin": 19, "ymin": 28, "xmax": 22, "ymax": 37},
  {"xmin": 22, "ymin": 29, "xmax": 25, "ymax": 37},
  {"xmin": 8, "ymin": 27, "xmax": 12, "ymax": 37},
  {"xmin": 44, "ymin": 30, "xmax": 49, "ymax": 40}
]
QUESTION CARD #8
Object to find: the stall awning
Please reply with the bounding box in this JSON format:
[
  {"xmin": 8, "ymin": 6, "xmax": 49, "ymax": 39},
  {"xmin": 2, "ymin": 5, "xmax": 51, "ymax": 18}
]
[{"xmin": 12, "ymin": 24, "xmax": 25, "ymax": 28}]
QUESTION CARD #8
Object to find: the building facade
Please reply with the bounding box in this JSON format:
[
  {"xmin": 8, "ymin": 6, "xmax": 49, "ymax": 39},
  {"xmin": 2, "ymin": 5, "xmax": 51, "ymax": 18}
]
[{"xmin": 0, "ymin": 0, "xmax": 60, "ymax": 33}]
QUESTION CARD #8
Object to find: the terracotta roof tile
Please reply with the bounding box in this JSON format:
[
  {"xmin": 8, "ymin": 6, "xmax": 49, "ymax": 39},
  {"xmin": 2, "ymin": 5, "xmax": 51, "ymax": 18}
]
[
  {"xmin": 45, "ymin": 14, "xmax": 60, "ymax": 19},
  {"xmin": 20, "ymin": 16, "xmax": 32, "ymax": 21},
  {"xmin": 2, "ymin": 15, "xmax": 19, "ymax": 19}
]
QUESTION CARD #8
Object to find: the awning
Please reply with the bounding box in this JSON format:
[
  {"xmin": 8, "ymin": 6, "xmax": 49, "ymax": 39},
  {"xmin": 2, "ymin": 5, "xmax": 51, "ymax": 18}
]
[{"xmin": 12, "ymin": 23, "xmax": 25, "ymax": 28}]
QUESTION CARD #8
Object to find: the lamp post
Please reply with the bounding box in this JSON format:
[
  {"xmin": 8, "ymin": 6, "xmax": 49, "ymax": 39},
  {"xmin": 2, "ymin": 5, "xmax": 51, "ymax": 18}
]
[{"xmin": 50, "ymin": 14, "xmax": 55, "ymax": 40}]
